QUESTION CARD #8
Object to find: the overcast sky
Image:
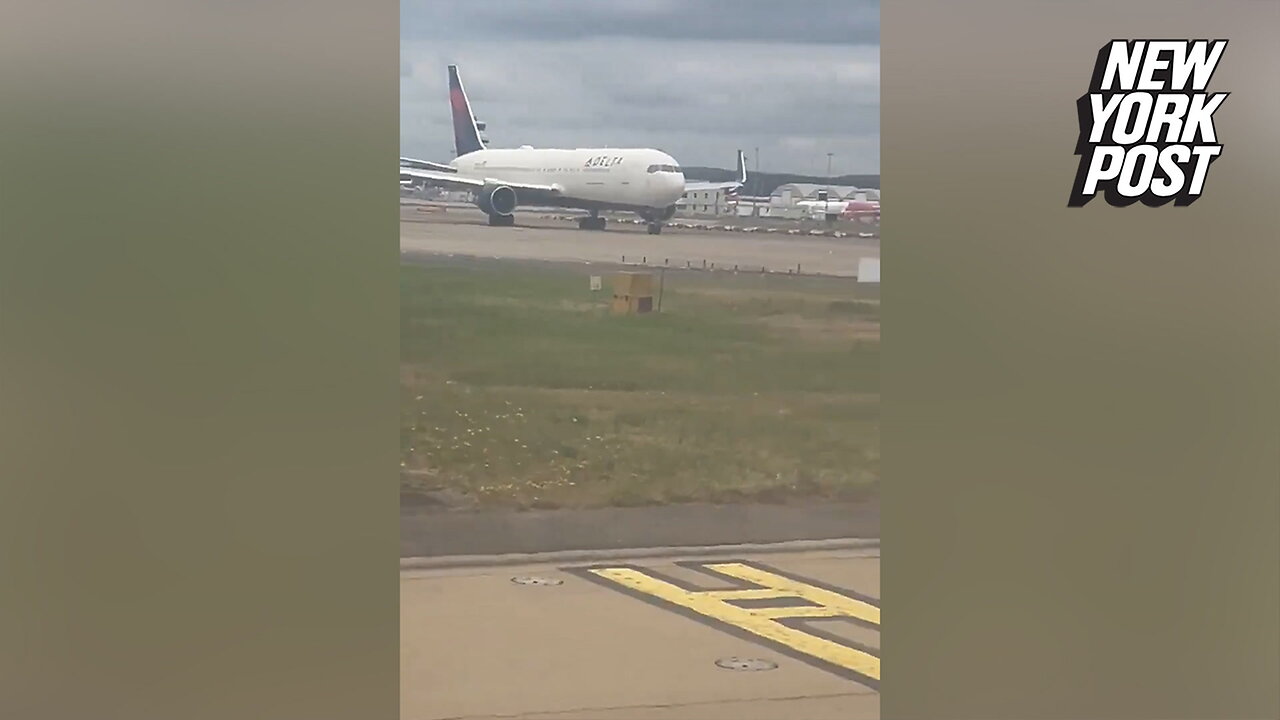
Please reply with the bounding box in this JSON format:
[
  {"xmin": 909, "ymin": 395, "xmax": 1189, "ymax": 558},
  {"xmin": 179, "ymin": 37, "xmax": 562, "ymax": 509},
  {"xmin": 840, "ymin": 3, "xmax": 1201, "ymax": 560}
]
[{"xmin": 400, "ymin": 0, "xmax": 879, "ymax": 174}]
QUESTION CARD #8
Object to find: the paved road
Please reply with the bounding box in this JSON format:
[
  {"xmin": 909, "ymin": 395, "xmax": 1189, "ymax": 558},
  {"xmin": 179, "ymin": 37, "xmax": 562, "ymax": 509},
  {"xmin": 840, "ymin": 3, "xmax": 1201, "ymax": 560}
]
[
  {"xmin": 401, "ymin": 547, "xmax": 880, "ymax": 720},
  {"xmin": 400, "ymin": 208, "xmax": 878, "ymax": 278},
  {"xmin": 401, "ymin": 499, "xmax": 879, "ymax": 558}
]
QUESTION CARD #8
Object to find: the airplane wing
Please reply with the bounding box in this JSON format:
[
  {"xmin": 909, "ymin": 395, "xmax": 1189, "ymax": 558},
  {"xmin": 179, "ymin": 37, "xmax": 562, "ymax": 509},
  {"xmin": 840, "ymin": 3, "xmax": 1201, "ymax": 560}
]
[
  {"xmin": 684, "ymin": 180, "xmax": 742, "ymax": 192},
  {"xmin": 399, "ymin": 156, "xmax": 457, "ymax": 173},
  {"xmin": 683, "ymin": 149, "xmax": 747, "ymax": 193},
  {"xmin": 399, "ymin": 166, "xmax": 563, "ymax": 196}
]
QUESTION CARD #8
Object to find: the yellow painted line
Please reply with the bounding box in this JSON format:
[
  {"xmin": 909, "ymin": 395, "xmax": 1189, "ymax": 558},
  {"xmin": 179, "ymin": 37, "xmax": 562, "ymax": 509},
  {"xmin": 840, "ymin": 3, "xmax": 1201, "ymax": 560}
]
[
  {"xmin": 750, "ymin": 606, "xmax": 851, "ymax": 620},
  {"xmin": 704, "ymin": 562, "xmax": 881, "ymax": 626},
  {"xmin": 700, "ymin": 588, "xmax": 794, "ymax": 601},
  {"xmin": 588, "ymin": 566, "xmax": 880, "ymax": 681}
]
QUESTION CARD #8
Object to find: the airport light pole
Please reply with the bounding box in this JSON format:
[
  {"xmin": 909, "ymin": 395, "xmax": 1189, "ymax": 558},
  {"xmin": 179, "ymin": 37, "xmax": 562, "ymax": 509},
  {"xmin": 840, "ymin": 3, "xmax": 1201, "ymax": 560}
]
[
  {"xmin": 753, "ymin": 146, "xmax": 760, "ymax": 216},
  {"xmin": 826, "ymin": 152, "xmax": 834, "ymax": 222}
]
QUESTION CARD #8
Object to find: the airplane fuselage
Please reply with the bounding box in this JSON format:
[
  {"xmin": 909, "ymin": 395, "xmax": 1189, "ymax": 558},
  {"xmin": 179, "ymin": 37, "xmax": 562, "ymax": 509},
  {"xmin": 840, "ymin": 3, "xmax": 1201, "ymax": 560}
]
[
  {"xmin": 797, "ymin": 199, "xmax": 881, "ymax": 219},
  {"xmin": 450, "ymin": 147, "xmax": 686, "ymax": 214},
  {"xmin": 797, "ymin": 200, "xmax": 853, "ymax": 214}
]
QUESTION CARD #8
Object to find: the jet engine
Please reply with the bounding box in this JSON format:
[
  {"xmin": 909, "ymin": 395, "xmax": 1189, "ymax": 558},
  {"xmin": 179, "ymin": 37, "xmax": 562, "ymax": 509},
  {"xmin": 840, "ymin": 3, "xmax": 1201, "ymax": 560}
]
[{"xmin": 477, "ymin": 184, "xmax": 517, "ymax": 216}]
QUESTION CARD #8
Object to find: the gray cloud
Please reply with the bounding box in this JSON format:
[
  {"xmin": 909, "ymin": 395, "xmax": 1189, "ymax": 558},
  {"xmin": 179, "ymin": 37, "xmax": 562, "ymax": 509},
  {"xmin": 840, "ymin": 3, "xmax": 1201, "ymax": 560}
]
[
  {"xmin": 403, "ymin": 0, "xmax": 878, "ymax": 46},
  {"xmin": 400, "ymin": 0, "xmax": 879, "ymax": 173}
]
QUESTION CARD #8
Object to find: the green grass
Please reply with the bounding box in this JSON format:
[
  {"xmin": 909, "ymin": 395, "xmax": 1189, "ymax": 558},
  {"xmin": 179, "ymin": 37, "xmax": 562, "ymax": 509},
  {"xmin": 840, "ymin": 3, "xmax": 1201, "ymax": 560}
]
[{"xmin": 401, "ymin": 257, "xmax": 879, "ymax": 509}]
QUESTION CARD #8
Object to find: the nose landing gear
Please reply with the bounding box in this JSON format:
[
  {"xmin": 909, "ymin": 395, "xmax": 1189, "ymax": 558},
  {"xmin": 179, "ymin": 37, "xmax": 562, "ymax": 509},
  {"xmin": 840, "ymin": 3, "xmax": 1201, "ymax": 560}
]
[
  {"xmin": 640, "ymin": 204, "xmax": 674, "ymax": 235},
  {"xmin": 577, "ymin": 215, "xmax": 607, "ymax": 231}
]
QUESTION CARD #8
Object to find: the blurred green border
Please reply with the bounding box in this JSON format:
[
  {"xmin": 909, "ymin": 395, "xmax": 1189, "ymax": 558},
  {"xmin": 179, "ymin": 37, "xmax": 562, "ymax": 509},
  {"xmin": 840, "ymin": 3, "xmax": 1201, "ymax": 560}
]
[
  {"xmin": 1, "ymin": 2, "xmax": 1275, "ymax": 718},
  {"xmin": 1, "ymin": 3, "xmax": 400, "ymax": 718},
  {"xmin": 882, "ymin": 2, "xmax": 1279, "ymax": 717}
]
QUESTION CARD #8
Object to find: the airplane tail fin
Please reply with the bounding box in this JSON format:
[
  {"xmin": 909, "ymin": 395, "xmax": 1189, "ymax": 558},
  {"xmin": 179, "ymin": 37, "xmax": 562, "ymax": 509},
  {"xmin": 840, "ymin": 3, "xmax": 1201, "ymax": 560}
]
[
  {"xmin": 736, "ymin": 149, "xmax": 747, "ymax": 185},
  {"xmin": 447, "ymin": 65, "xmax": 485, "ymax": 157}
]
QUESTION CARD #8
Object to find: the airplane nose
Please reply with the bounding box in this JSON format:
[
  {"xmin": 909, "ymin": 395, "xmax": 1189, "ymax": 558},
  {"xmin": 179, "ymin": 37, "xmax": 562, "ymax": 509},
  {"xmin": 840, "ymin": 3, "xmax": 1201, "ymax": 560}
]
[{"xmin": 668, "ymin": 173, "xmax": 686, "ymax": 201}]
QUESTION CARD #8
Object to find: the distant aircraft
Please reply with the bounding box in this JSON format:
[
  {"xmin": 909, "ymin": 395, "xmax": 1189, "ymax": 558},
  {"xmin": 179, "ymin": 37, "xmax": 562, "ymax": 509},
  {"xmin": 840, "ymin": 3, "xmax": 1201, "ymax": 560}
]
[
  {"xmin": 399, "ymin": 65, "xmax": 746, "ymax": 235},
  {"xmin": 796, "ymin": 199, "xmax": 852, "ymax": 215},
  {"xmin": 840, "ymin": 199, "xmax": 881, "ymax": 221},
  {"xmin": 795, "ymin": 197, "xmax": 881, "ymax": 221}
]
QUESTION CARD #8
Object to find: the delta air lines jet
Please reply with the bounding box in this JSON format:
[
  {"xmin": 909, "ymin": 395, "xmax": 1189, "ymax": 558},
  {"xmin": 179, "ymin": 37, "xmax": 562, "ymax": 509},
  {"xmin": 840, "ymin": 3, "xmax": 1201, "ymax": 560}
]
[{"xmin": 400, "ymin": 65, "xmax": 746, "ymax": 235}]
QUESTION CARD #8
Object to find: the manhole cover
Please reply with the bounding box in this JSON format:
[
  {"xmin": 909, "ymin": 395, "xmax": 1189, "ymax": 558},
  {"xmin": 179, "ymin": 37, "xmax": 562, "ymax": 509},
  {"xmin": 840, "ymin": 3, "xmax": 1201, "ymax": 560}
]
[
  {"xmin": 510, "ymin": 575, "xmax": 563, "ymax": 586},
  {"xmin": 715, "ymin": 657, "xmax": 778, "ymax": 672}
]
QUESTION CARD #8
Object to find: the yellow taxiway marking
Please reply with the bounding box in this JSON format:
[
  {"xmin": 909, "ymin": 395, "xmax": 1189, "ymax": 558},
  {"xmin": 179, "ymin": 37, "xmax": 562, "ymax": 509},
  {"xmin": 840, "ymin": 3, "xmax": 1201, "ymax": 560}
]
[
  {"xmin": 586, "ymin": 562, "xmax": 879, "ymax": 682},
  {"xmin": 701, "ymin": 562, "xmax": 880, "ymax": 625}
]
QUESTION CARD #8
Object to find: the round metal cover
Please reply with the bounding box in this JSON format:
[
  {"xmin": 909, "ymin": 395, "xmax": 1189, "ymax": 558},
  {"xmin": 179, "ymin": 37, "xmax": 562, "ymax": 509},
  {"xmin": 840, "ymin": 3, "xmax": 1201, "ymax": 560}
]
[
  {"xmin": 510, "ymin": 575, "xmax": 563, "ymax": 586},
  {"xmin": 715, "ymin": 657, "xmax": 778, "ymax": 672}
]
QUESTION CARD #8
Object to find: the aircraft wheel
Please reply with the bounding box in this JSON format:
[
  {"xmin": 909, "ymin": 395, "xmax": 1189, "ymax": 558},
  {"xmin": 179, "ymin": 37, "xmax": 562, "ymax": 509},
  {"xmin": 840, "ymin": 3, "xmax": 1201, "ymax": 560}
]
[{"xmin": 647, "ymin": 223, "xmax": 662, "ymax": 235}]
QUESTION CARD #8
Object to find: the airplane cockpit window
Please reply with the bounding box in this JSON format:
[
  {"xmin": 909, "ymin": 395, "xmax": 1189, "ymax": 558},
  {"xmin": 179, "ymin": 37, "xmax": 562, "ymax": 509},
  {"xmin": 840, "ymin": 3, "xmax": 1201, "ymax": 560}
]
[{"xmin": 646, "ymin": 164, "xmax": 659, "ymax": 173}]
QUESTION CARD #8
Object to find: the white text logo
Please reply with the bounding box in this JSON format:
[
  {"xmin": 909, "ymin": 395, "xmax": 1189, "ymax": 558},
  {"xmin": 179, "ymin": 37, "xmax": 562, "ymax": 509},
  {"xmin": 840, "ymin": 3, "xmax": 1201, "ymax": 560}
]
[{"xmin": 1069, "ymin": 40, "xmax": 1228, "ymax": 207}]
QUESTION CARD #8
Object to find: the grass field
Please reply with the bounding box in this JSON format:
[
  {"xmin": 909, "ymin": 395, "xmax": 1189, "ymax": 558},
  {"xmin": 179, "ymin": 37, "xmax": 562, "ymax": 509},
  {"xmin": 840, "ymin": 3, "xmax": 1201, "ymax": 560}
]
[{"xmin": 401, "ymin": 256, "xmax": 880, "ymax": 510}]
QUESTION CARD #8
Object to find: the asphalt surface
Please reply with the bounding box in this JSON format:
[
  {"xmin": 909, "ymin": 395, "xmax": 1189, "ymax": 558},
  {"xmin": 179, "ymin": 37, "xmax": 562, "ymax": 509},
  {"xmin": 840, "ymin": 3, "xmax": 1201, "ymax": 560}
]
[
  {"xmin": 400, "ymin": 206, "xmax": 879, "ymax": 277},
  {"xmin": 401, "ymin": 499, "xmax": 880, "ymax": 558},
  {"xmin": 401, "ymin": 546, "xmax": 880, "ymax": 720}
]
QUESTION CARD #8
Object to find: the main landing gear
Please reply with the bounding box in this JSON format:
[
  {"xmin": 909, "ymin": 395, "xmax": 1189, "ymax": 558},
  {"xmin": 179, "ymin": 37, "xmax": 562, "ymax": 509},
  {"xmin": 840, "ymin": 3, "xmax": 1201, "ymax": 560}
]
[
  {"xmin": 487, "ymin": 213, "xmax": 515, "ymax": 227},
  {"xmin": 646, "ymin": 222, "xmax": 663, "ymax": 235}
]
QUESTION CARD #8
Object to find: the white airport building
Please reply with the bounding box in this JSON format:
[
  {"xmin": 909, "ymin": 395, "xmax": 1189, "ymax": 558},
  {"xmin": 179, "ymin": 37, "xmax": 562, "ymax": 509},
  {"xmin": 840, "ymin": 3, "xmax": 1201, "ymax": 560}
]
[
  {"xmin": 678, "ymin": 182, "xmax": 880, "ymax": 219},
  {"xmin": 771, "ymin": 183, "xmax": 879, "ymax": 204},
  {"xmin": 679, "ymin": 187, "xmax": 736, "ymax": 216}
]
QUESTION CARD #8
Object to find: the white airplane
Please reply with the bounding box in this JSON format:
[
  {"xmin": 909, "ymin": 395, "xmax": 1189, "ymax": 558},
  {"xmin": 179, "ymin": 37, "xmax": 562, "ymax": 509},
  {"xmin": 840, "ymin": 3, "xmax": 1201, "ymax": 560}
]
[
  {"xmin": 796, "ymin": 199, "xmax": 853, "ymax": 215},
  {"xmin": 399, "ymin": 65, "xmax": 746, "ymax": 235},
  {"xmin": 796, "ymin": 197, "xmax": 881, "ymax": 221}
]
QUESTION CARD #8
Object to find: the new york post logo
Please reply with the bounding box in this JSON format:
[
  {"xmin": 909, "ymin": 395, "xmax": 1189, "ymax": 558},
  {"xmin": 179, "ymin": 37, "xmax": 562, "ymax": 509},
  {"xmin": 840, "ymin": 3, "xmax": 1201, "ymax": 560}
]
[{"xmin": 1069, "ymin": 40, "xmax": 1228, "ymax": 207}]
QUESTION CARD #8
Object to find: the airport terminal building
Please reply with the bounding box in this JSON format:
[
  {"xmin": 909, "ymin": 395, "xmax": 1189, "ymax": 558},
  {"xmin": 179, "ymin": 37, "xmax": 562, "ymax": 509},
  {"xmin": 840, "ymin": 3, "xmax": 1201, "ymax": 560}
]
[
  {"xmin": 679, "ymin": 187, "xmax": 735, "ymax": 216},
  {"xmin": 771, "ymin": 183, "xmax": 879, "ymax": 204},
  {"xmin": 679, "ymin": 182, "xmax": 880, "ymax": 219}
]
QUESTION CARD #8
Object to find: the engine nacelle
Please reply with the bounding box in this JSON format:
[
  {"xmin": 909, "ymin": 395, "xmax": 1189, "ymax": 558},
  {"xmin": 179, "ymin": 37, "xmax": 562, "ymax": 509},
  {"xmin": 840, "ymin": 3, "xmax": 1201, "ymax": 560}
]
[{"xmin": 476, "ymin": 184, "xmax": 517, "ymax": 216}]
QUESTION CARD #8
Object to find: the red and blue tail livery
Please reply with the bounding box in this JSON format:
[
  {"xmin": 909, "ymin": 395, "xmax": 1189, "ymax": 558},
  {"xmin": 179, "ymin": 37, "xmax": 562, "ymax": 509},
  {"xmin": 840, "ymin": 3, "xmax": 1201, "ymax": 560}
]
[{"xmin": 448, "ymin": 64, "xmax": 485, "ymax": 158}]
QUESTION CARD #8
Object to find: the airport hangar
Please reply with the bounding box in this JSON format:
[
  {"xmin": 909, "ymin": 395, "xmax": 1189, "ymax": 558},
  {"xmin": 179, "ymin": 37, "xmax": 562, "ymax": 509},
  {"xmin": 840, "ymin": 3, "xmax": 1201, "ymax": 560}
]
[{"xmin": 677, "ymin": 183, "xmax": 881, "ymax": 219}]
